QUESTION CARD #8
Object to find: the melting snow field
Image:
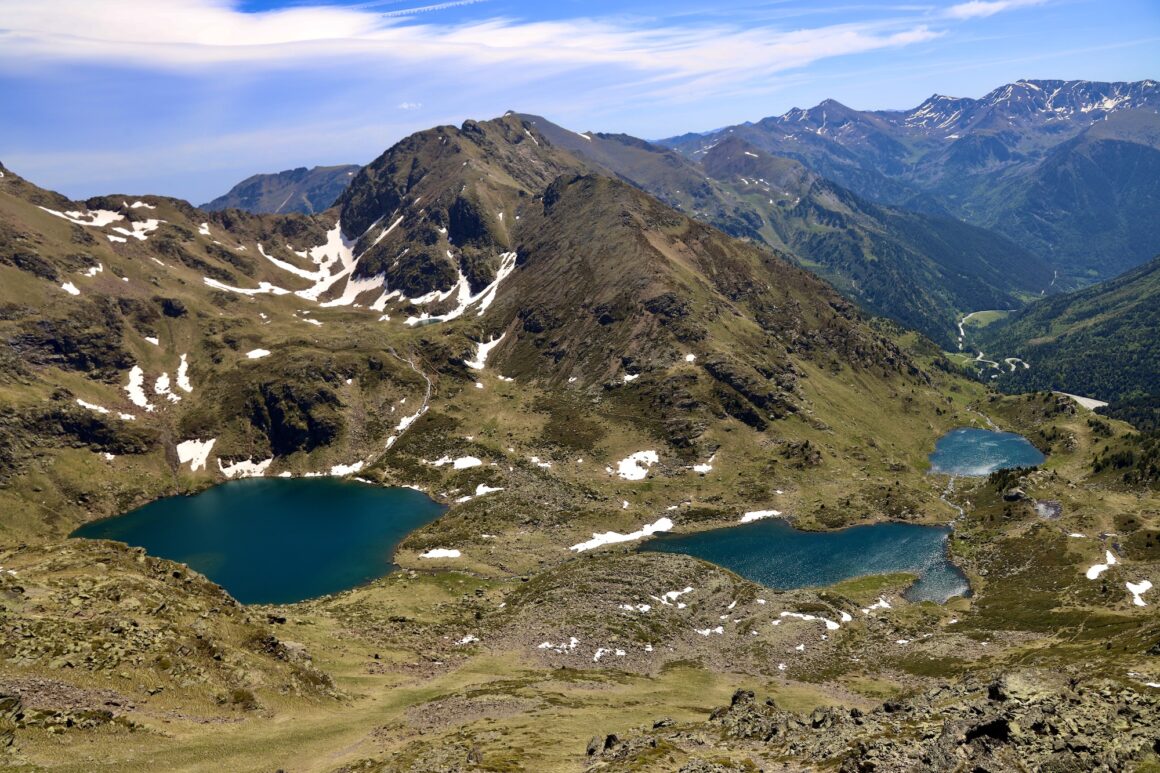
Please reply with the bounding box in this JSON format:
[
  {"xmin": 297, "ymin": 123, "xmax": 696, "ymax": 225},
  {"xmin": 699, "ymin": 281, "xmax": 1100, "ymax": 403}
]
[
  {"xmin": 110, "ymin": 219, "xmax": 163, "ymax": 242},
  {"xmin": 175, "ymin": 355, "xmax": 193, "ymax": 393},
  {"xmin": 204, "ymin": 277, "xmax": 292, "ymax": 296},
  {"xmin": 39, "ymin": 206, "xmax": 123, "ymax": 228},
  {"xmin": 176, "ymin": 439, "xmax": 216, "ymax": 472},
  {"xmin": 218, "ymin": 457, "xmax": 274, "ymax": 479},
  {"xmin": 124, "ymin": 366, "xmax": 155, "ymax": 411},
  {"xmin": 404, "ymin": 251, "xmax": 517, "ymax": 326},
  {"xmin": 740, "ymin": 509, "xmax": 780, "ymax": 523},
  {"xmin": 692, "ymin": 454, "xmax": 715, "ymax": 474},
  {"xmin": 465, "ymin": 333, "xmax": 505, "ymax": 370},
  {"xmin": 1126, "ymin": 580, "xmax": 1152, "ymax": 607},
  {"xmin": 431, "ymin": 455, "xmax": 483, "ymax": 470},
  {"xmin": 1085, "ymin": 550, "xmax": 1118, "ymax": 580},
  {"xmin": 570, "ymin": 517, "xmax": 674, "ymax": 552},
  {"xmin": 420, "ymin": 548, "xmax": 461, "ymax": 559},
  {"xmin": 615, "ymin": 450, "xmax": 659, "ymax": 480},
  {"xmin": 330, "ymin": 461, "xmax": 365, "ymax": 477}
]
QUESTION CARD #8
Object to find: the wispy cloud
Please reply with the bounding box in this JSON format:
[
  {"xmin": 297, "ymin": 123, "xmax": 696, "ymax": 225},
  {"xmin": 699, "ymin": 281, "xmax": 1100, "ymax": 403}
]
[
  {"xmin": 0, "ymin": 0, "xmax": 940, "ymax": 88},
  {"xmin": 945, "ymin": 0, "xmax": 1044, "ymax": 20},
  {"xmin": 376, "ymin": 1, "xmax": 490, "ymax": 17}
]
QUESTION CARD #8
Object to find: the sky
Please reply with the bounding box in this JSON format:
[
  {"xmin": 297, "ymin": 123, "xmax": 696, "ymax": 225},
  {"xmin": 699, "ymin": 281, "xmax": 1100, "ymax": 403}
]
[{"xmin": 1, "ymin": 0, "xmax": 1157, "ymax": 203}]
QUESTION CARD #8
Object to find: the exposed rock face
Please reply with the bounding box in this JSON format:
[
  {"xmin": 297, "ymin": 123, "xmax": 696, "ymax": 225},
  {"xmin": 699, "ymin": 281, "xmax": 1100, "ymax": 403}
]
[{"xmin": 597, "ymin": 671, "xmax": 1160, "ymax": 771}]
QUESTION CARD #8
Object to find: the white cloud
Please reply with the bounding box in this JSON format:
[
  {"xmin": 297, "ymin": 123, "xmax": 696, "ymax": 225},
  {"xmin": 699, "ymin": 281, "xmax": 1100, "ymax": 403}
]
[
  {"xmin": 0, "ymin": 1, "xmax": 940, "ymax": 85},
  {"xmin": 397, "ymin": 101, "xmax": 423, "ymax": 110},
  {"xmin": 945, "ymin": 0, "xmax": 1044, "ymax": 20}
]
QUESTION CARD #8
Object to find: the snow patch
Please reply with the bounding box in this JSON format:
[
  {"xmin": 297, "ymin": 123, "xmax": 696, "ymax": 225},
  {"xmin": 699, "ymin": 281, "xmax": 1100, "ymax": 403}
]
[
  {"xmin": 154, "ymin": 372, "xmax": 181, "ymax": 403},
  {"xmin": 320, "ymin": 273, "xmax": 384, "ymax": 308},
  {"xmin": 420, "ymin": 548, "xmax": 461, "ymax": 559},
  {"xmin": 330, "ymin": 461, "xmax": 365, "ymax": 476},
  {"xmin": 76, "ymin": 399, "xmax": 109, "ymax": 415},
  {"xmin": 124, "ymin": 366, "xmax": 154, "ymax": 411},
  {"xmin": 60, "ymin": 282, "xmax": 80, "ymax": 296},
  {"xmin": 1085, "ymin": 550, "xmax": 1118, "ymax": 580},
  {"xmin": 218, "ymin": 457, "xmax": 273, "ymax": 479},
  {"xmin": 203, "ymin": 277, "xmax": 292, "ymax": 296},
  {"xmin": 431, "ymin": 455, "xmax": 483, "ymax": 470},
  {"xmin": 176, "ymin": 439, "xmax": 216, "ymax": 472},
  {"xmin": 175, "ymin": 354, "xmax": 193, "ymax": 393},
  {"xmin": 740, "ymin": 509, "xmax": 780, "ymax": 523},
  {"xmin": 38, "ymin": 206, "xmax": 123, "ymax": 228},
  {"xmin": 110, "ymin": 219, "xmax": 163, "ymax": 242},
  {"xmin": 1126, "ymin": 580, "xmax": 1152, "ymax": 607},
  {"xmin": 538, "ymin": 637, "xmax": 580, "ymax": 653},
  {"xmin": 615, "ymin": 450, "xmax": 659, "ymax": 481},
  {"xmin": 570, "ymin": 517, "xmax": 674, "ymax": 552},
  {"xmin": 246, "ymin": 349, "xmax": 272, "ymax": 359},
  {"xmin": 465, "ymin": 333, "xmax": 505, "ymax": 370},
  {"xmin": 619, "ymin": 603, "xmax": 651, "ymax": 613},
  {"xmin": 405, "ymin": 251, "xmax": 518, "ymax": 326},
  {"xmin": 692, "ymin": 454, "xmax": 716, "ymax": 474}
]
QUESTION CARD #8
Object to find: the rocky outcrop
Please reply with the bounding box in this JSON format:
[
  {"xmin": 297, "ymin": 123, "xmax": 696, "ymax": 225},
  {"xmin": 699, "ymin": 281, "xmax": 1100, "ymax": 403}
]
[{"xmin": 717, "ymin": 672, "xmax": 1158, "ymax": 771}]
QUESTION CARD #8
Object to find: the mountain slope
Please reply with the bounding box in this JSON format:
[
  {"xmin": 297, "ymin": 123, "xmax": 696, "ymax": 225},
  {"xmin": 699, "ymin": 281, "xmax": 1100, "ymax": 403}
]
[
  {"xmin": 976, "ymin": 255, "xmax": 1160, "ymax": 403},
  {"xmin": 0, "ymin": 119, "xmax": 1158, "ymax": 772},
  {"xmin": 201, "ymin": 164, "xmax": 361, "ymax": 214},
  {"xmin": 661, "ymin": 79, "xmax": 1160, "ymax": 281},
  {"xmin": 525, "ymin": 114, "xmax": 1050, "ymax": 347}
]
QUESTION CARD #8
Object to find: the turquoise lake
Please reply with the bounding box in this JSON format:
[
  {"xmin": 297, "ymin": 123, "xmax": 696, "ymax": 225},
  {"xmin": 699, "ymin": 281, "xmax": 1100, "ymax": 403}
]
[
  {"xmin": 642, "ymin": 519, "xmax": 970, "ymax": 603},
  {"xmin": 70, "ymin": 478, "xmax": 447, "ymax": 605},
  {"xmin": 928, "ymin": 427, "xmax": 1046, "ymax": 476}
]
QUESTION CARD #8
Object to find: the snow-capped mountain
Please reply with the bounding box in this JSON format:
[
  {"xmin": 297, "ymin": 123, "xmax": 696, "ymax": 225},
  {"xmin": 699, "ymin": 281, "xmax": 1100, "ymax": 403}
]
[
  {"xmin": 897, "ymin": 79, "xmax": 1160, "ymax": 134},
  {"xmin": 660, "ymin": 79, "xmax": 1160, "ymax": 281}
]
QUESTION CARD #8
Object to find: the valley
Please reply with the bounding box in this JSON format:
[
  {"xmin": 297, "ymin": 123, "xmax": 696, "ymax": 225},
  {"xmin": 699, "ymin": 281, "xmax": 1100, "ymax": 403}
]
[{"xmin": 0, "ymin": 96, "xmax": 1157, "ymax": 772}]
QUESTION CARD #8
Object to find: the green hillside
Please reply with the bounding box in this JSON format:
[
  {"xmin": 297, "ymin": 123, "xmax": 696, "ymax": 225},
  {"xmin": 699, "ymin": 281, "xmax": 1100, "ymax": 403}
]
[{"xmin": 977, "ymin": 255, "xmax": 1160, "ymax": 403}]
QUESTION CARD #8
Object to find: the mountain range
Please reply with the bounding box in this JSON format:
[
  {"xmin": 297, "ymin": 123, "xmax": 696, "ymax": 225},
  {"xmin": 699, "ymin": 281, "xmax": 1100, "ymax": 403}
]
[
  {"xmin": 0, "ymin": 82, "xmax": 1157, "ymax": 771},
  {"xmin": 204, "ymin": 79, "xmax": 1158, "ymax": 351},
  {"xmin": 661, "ymin": 79, "xmax": 1160, "ymax": 281}
]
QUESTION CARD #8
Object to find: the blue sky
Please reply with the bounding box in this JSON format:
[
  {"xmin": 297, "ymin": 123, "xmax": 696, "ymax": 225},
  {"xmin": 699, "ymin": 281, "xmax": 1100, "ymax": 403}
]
[{"xmin": 1, "ymin": 0, "xmax": 1157, "ymax": 203}]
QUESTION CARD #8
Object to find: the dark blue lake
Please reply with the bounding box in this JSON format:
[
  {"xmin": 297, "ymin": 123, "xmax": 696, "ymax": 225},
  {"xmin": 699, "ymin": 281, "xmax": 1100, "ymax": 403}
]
[
  {"xmin": 70, "ymin": 478, "xmax": 447, "ymax": 604},
  {"xmin": 642, "ymin": 519, "xmax": 969, "ymax": 603},
  {"xmin": 928, "ymin": 427, "xmax": 1045, "ymax": 476}
]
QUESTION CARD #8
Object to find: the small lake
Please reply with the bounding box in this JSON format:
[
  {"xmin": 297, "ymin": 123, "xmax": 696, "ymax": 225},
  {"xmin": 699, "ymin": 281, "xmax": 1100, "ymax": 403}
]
[
  {"xmin": 71, "ymin": 478, "xmax": 447, "ymax": 605},
  {"xmin": 928, "ymin": 427, "xmax": 1045, "ymax": 476},
  {"xmin": 642, "ymin": 519, "xmax": 969, "ymax": 603}
]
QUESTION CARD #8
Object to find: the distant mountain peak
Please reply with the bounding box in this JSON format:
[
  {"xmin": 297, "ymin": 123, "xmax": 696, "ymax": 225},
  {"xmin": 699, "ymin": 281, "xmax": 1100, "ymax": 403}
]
[{"xmin": 201, "ymin": 164, "xmax": 362, "ymax": 215}]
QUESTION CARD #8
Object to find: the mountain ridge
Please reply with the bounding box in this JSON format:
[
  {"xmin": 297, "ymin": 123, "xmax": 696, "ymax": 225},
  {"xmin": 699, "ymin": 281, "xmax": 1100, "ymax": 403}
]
[
  {"xmin": 201, "ymin": 164, "xmax": 361, "ymax": 215},
  {"xmin": 661, "ymin": 78, "xmax": 1160, "ymax": 281}
]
